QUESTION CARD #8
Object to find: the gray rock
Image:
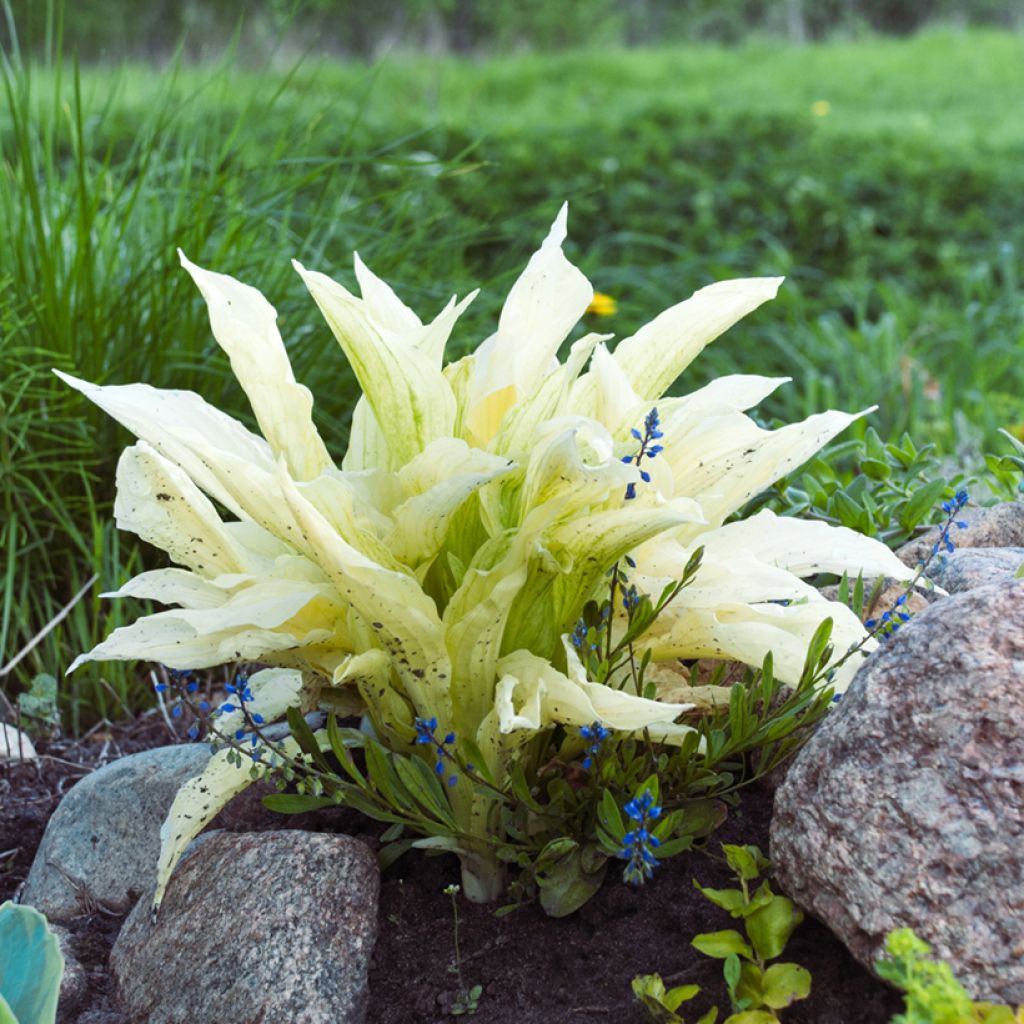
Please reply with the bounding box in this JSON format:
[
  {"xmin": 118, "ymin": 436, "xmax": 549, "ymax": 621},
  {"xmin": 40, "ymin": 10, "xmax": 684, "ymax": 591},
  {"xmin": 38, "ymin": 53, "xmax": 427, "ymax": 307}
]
[
  {"xmin": 897, "ymin": 500, "xmax": 1024, "ymax": 567},
  {"xmin": 75, "ymin": 1012, "xmax": 128, "ymax": 1024},
  {"xmin": 111, "ymin": 832, "xmax": 378, "ymax": 1024},
  {"xmin": 22, "ymin": 745, "xmax": 211, "ymax": 922},
  {"xmin": 925, "ymin": 547, "xmax": 1024, "ymax": 593},
  {"xmin": 50, "ymin": 923, "xmax": 87, "ymax": 1016},
  {"xmin": 770, "ymin": 581, "xmax": 1024, "ymax": 1003}
]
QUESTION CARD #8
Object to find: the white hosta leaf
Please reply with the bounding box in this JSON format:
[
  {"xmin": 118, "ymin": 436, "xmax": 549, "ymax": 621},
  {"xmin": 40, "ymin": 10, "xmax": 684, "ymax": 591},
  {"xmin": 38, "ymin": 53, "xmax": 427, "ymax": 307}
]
[
  {"xmin": 405, "ymin": 291, "xmax": 478, "ymax": 369},
  {"xmin": 443, "ymin": 552, "xmax": 530, "ymax": 735},
  {"xmin": 275, "ymin": 463, "xmax": 451, "ymax": 715},
  {"xmin": 295, "ymin": 260, "xmax": 456, "ymax": 468},
  {"xmin": 612, "ymin": 277, "xmax": 783, "ymax": 402},
  {"xmin": 215, "ymin": 666, "xmax": 305, "ymax": 740},
  {"xmin": 494, "ymin": 649, "xmax": 695, "ymax": 736},
  {"xmin": 660, "ymin": 374, "xmax": 790, "ymax": 421},
  {"xmin": 102, "ymin": 568, "xmax": 240, "ymax": 610},
  {"xmin": 696, "ymin": 509, "xmax": 917, "ymax": 581},
  {"xmin": 493, "ymin": 333, "xmax": 609, "ymax": 456},
  {"xmin": 503, "ymin": 495, "xmax": 704, "ymax": 657},
  {"xmin": 643, "ymin": 598, "xmax": 870, "ymax": 692},
  {"xmin": 518, "ymin": 422, "xmax": 633, "ymax": 523},
  {"xmin": 353, "ymin": 252, "xmax": 422, "ymax": 335},
  {"xmin": 388, "ymin": 439, "xmax": 515, "ymax": 567},
  {"xmin": 342, "ymin": 396, "xmax": 393, "ymax": 473},
  {"xmin": 56, "ymin": 371, "xmax": 274, "ymax": 520},
  {"xmin": 114, "ymin": 442, "xmax": 249, "ymax": 577},
  {"xmin": 154, "ymin": 730, "xmax": 326, "ymax": 911},
  {"xmin": 466, "ymin": 204, "xmax": 593, "ymax": 445},
  {"xmin": 671, "ymin": 408, "xmax": 869, "ymax": 530},
  {"xmin": 179, "ymin": 253, "xmax": 332, "ymax": 481},
  {"xmin": 633, "ymin": 550, "xmax": 823, "ymax": 607},
  {"xmin": 587, "ymin": 342, "xmax": 644, "ymax": 436},
  {"xmin": 68, "ymin": 581, "xmax": 337, "ymax": 672}
]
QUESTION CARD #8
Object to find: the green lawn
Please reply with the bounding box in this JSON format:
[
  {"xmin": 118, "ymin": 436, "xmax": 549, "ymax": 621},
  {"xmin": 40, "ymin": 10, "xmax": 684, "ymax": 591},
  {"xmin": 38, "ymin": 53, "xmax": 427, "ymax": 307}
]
[{"xmin": 2, "ymin": 28, "xmax": 1023, "ymax": 727}]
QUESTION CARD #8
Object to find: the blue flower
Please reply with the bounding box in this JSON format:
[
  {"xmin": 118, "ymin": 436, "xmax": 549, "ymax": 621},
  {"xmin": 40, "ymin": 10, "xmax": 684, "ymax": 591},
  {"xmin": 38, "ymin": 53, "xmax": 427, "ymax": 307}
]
[
  {"xmin": 618, "ymin": 789, "xmax": 662, "ymax": 885},
  {"xmin": 580, "ymin": 721, "xmax": 610, "ymax": 769},
  {"xmin": 414, "ymin": 717, "xmax": 458, "ymax": 783},
  {"xmin": 622, "ymin": 407, "xmax": 666, "ymax": 501},
  {"xmin": 570, "ymin": 619, "xmax": 589, "ymax": 650}
]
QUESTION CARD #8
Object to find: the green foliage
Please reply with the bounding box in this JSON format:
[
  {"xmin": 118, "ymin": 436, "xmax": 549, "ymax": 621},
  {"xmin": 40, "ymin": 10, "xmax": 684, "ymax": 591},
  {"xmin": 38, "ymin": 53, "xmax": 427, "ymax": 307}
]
[
  {"xmin": 877, "ymin": 929, "xmax": 1024, "ymax": 1024},
  {"xmin": 3, "ymin": 0, "xmax": 1021, "ymax": 59},
  {"xmin": 633, "ymin": 845, "xmax": 812, "ymax": 1023},
  {"xmin": 632, "ymin": 973, "xmax": 717, "ymax": 1024},
  {"xmin": 690, "ymin": 846, "xmax": 810, "ymax": 1022},
  {"xmin": 259, "ymin": 617, "xmax": 835, "ymax": 915},
  {"xmin": 4, "ymin": 25, "xmax": 1024, "ymax": 730},
  {"xmin": 12, "ymin": 673, "xmax": 60, "ymax": 737},
  {"xmin": 753, "ymin": 429, "xmax": 968, "ymax": 549},
  {"xmin": 0, "ymin": 902, "xmax": 64, "ymax": 1024}
]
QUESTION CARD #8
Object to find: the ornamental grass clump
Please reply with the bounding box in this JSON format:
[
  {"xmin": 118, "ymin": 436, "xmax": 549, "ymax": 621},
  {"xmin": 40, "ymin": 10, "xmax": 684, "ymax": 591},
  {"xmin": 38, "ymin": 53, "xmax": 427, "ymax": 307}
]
[{"xmin": 60, "ymin": 205, "xmax": 916, "ymax": 910}]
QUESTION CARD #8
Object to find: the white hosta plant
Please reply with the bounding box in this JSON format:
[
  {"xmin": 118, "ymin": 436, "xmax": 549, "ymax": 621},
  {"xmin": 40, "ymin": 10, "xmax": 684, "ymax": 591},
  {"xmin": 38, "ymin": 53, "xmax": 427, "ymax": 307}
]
[{"xmin": 62, "ymin": 205, "xmax": 914, "ymax": 907}]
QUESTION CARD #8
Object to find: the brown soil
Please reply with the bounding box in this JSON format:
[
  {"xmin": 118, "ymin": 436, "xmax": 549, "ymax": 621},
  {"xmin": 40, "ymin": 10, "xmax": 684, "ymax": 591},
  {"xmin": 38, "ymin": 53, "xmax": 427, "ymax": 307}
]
[{"xmin": 1, "ymin": 718, "xmax": 902, "ymax": 1024}]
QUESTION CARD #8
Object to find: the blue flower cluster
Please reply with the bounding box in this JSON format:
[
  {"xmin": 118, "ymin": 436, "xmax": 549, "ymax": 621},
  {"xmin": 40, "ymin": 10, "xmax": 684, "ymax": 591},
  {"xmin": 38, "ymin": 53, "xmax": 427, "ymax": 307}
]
[
  {"xmin": 414, "ymin": 716, "xmax": 459, "ymax": 787},
  {"xmin": 865, "ymin": 593, "xmax": 912, "ymax": 639},
  {"xmin": 933, "ymin": 489, "xmax": 969, "ymax": 556},
  {"xmin": 866, "ymin": 489, "xmax": 969, "ymax": 643},
  {"xmin": 622, "ymin": 407, "xmax": 665, "ymax": 501},
  {"xmin": 580, "ymin": 721, "xmax": 610, "ymax": 770},
  {"xmin": 618, "ymin": 789, "xmax": 662, "ymax": 885}
]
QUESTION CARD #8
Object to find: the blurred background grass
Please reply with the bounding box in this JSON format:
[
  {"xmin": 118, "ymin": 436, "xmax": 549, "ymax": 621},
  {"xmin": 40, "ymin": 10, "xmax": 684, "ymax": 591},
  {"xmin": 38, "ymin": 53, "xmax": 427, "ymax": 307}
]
[{"xmin": 1, "ymin": 0, "xmax": 1022, "ymax": 730}]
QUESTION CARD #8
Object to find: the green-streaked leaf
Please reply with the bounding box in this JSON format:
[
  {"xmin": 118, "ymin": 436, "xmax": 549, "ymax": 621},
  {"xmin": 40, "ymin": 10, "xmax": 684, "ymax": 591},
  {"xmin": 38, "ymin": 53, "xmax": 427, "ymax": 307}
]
[
  {"xmin": 691, "ymin": 929, "xmax": 753, "ymax": 960},
  {"xmin": 694, "ymin": 883, "xmax": 747, "ymax": 915},
  {"xmin": 262, "ymin": 793, "xmax": 335, "ymax": 813},
  {"xmin": 391, "ymin": 753, "xmax": 459, "ymax": 829},
  {"xmin": 746, "ymin": 896, "xmax": 804, "ymax": 961},
  {"xmin": 760, "ymin": 963, "xmax": 811, "ymax": 1009}
]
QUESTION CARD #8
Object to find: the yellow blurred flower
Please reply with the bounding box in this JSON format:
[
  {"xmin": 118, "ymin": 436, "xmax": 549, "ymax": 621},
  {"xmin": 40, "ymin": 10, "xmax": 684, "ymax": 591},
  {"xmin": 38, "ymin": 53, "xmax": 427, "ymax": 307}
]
[
  {"xmin": 811, "ymin": 100, "xmax": 831, "ymax": 118},
  {"xmin": 586, "ymin": 291, "xmax": 617, "ymax": 316}
]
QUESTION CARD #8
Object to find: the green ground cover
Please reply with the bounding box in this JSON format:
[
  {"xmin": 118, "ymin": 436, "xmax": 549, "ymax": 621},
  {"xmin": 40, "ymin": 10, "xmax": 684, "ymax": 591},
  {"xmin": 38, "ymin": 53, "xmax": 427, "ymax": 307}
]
[{"xmin": 2, "ymin": 28, "xmax": 1022, "ymax": 728}]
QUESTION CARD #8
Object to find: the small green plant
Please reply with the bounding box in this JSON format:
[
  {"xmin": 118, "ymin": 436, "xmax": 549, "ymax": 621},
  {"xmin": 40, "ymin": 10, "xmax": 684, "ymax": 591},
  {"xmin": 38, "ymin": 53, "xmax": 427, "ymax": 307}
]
[
  {"xmin": 443, "ymin": 884, "xmax": 483, "ymax": 1017},
  {"xmin": 758, "ymin": 429, "xmax": 967, "ymax": 549},
  {"xmin": 0, "ymin": 902, "xmax": 64, "ymax": 1024},
  {"xmin": 632, "ymin": 972, "xmax": 716, "ymax": 1024},
  {"xmin": 16, "ymin": 674, "xmax": 60, "ymax": 736},
  {"xmin": 877, "ymin": 929, "xmax": 1024, "ymax": 1024},
  {"xmin": 691, "ymin": 845, "xmax": 811, "ymax": 1022}
]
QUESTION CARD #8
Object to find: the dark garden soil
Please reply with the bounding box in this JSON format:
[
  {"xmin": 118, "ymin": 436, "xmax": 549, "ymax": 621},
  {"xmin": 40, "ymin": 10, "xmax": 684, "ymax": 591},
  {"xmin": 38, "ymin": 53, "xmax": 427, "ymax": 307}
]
[{"xmin": 1, "ymin": 717, "xmax": 903, "ymax": 1024}]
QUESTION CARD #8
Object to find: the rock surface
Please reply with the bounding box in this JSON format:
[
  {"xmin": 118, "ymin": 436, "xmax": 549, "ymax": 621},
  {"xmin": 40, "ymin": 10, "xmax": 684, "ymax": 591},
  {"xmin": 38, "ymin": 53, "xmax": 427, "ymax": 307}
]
[
  {"xmin": 771, "ymin": 581, "xmax": 1024, "ymax": 1003},
  {"xmin": 925, "ymin": 547, "xmax": 1024, "ymax": 593},
  {"xmin": 897, "ymin": 500, "xmax": 1024, "ymax": 566},
  {"xmin": 50, "ymin": 923, "xmax": 88, "ymax": 1015},
  {"xmin": 0, "ymin": 723, "xmax": 37, "ymax": 760},
  {"xmin": 22, "ymin": 745, "xmax": 210, "ymax": 921},
  {"xmin": 111, "ymin": 831, "xmax": 379, "ymax": 1024}
]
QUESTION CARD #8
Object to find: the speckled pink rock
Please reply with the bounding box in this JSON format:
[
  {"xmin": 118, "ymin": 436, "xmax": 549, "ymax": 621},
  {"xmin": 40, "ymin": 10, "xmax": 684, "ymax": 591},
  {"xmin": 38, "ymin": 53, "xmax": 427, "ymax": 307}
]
[
  {"xmin": 897, "ymin": 500, "xmax": 1024, "ymax": 567},
  {"xmin": 111, "ymin": 831, "xmax": 379, "ymax": 1024},
  {"xmin": 770, "ymin": 581, "xmax": 1024, "ymax": 1003},
  {"xmin": 925, "ymin": 547, "xmax": 1024, "ymax": 593}
]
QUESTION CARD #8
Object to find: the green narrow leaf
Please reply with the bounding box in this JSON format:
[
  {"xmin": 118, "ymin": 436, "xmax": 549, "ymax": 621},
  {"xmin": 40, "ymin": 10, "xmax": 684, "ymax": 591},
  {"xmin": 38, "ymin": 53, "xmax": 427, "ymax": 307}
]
[
  {"xmin": 377, "ymin": 839, "xmax": 416, "ymax": 872},
  {"xmin": 262, "ymin": 793, "xmax": 336, "ymax": 813},
  {"xmin": 286, "ymin": 707, "xmax": 330, "ymax": 771},
  {"xmin": 392, "ymin": 754, "xmax": 458, "ymax": 829}
]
